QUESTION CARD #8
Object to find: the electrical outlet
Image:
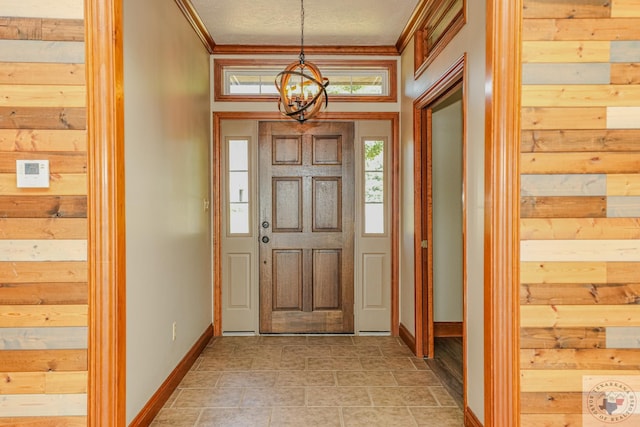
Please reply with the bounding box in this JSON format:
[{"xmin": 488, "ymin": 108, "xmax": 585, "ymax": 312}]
[{"xmin": 172, "ymin": 322, "xmax": 177, "ymax": 341}]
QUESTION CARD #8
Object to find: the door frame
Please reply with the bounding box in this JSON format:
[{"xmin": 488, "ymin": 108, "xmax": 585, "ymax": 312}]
[
  {"xmin": 413, "ymin": 53, "xmax": 466, "ymax": 381},
  {"xmin": 213, "ymin": 112, "xmax": 400, "ymax": 337},
  {"xmin": 86, "ymin": 0, "xmax": 520, "ymax": 424},
  {"xmin": 484, "ymin": 0, "xmax": 521, "ymax": 424},
  {"xmin": 86, "ymin": 0, "xmax": 126, "ymax": 425}
]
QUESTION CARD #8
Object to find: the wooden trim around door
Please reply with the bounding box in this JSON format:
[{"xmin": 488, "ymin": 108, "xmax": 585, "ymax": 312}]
[
  {"xmin": 413, "ymin": 55, "xmax": 465, "ymax": 360},
  {"xmin": 86, "ymin": 0, "xmax": 127, "ymax": 425},
  {"xmin": 213, "ymin": 112, "xmax": 400, "ymax": 336},
  {"xmin": 433, "ymin": 322, "xmax": 463, "ymax": 337},
  {"xmin": 484, "ymin": 0, "xmax": 521, "ymax": 425}
]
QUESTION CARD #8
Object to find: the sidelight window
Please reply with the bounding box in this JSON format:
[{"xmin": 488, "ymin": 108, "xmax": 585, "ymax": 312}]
[
  {"xmin": 227, "ymin": 138, "xmax": 250, "ymax": 235},
  {"xmin": 363, "ymin": 139, "xmax": 386, "ymax": 234}
]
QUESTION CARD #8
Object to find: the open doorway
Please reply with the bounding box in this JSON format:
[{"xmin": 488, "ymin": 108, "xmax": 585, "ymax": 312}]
[
  {"xmin": 424, "ymin": 86, "xmax": 464, "ymax": 406},
  {"xmin": 413, "ymin": 56, "xmax": 466, "ymax": 408}
]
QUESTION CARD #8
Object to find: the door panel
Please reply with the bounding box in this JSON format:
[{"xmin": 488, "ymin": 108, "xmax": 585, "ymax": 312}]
[{"xmin": 259, "ymin": 121, "xmax": 354, "ymax": 334}]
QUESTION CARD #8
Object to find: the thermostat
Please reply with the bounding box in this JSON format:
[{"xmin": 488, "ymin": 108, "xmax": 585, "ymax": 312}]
[{"xmin": 16, "ymin": 160, "xmax": 50, "ymax": 188}]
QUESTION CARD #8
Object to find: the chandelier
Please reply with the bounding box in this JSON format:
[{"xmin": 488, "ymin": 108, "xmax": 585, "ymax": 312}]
[{"xmin": 275, "ymin": 0, "xmax": 329, "ymax": 123}]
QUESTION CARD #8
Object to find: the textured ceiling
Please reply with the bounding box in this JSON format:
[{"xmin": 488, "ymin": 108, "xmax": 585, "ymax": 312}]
[{"xmin": 190, "ymin": 0, "xmax": 420, "ymax": 46}]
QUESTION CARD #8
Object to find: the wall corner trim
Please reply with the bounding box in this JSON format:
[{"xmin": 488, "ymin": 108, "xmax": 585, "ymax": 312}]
[
  {"xmin": 129, "ymin": 324, "xmax": 214, "ymax": 427},
  {"xmin": 465, "ymin": 406, "xmax": 484, "ymax": 427},
  {"xmin": 398, "ymin": 322, "xmax": 417, "ymax": 355}
]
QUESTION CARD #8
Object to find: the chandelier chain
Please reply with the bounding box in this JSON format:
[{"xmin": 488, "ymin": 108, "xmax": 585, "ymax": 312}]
[{"xmin": 300, "ymin": 0, "xmax": 305, "ymax": 61}]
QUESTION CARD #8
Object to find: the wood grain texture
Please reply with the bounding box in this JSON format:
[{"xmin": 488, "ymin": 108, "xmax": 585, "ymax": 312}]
[
  {"xmin": 612, "ymin": 0, "xmax": 640, "ymax": 17},
  {"xmin": 0, "ymin": 195, "xmax": 87, "ymax": 218},
  {"xmin": 0, "ymin": 371, "xmax": 87, "ymax": 394},
  {"xmin": 0, "ymin": 63, "xmax": 84, "ymax": 85},
  {"xmin": 521, "ymin": 413, "xmax": 583, "ymax": 426},
  {"xmin": 607, "ymin": 196, "xmax": 640, "ymax": 217},
  {"xmin": 521, "ymin": 392, "xmax": 585, "ymax": 414},
  {"xmin": 0, "ymin": 18, "xmax": 83, "ymax": 42},
  {"xmin": 0, "ymin": 17, "xmax": 41, "ymax": 40},
  {"xmin": 522, "ymin": 84, "xmax": 640, "ymax": 107},
  {"xmin": 85, "ymin": 0, "xmax": 127, "ymax": 423},
  {"xmin": 521, "ymin": 327, "xmax": 606, "ymax": 349},
  {"xmin": 523, "ymin": 18, "xmax": 640, "ymax": 41},
  {"xmin": 0, "ymin": 40, "xmax": 84, "ymax": 64},
  {"xmin": 0, "ymin": 417, "xmax": 86, "ymax": 426},
  {"xmin": 0, "ymin": 304, "xmax": 87, "ymax": 327},
  {"xmin": 0, "ymin": 393, "xmax": 86, "ymax": 417},
  {"xmin": 0, "ymin": 282, "xmax": 88, "ymax": 305},
  {"xmin": 520, "ymin": 174, "xmax": 605, "ymax": 196},
  {"xmin": 0, "ymin": 85, "xmax": 86, "ymax": 108},
  {"xmin": 0, "ymin": 129, "xmax": 87, "ymax": 151},
  {"xmin": 0, "ymin": 173, "xmax": 87, "ymax": 196},
  {"xmin": 41, "ymin": 19, "xmax": 84, "ymax": 42},
  {"xmin": 521, "ymin": 107, "xmax": 606, "ymax": 130},
  {"xmin": 0, "ymin": 218, "xmax": 87, "ymax": 239},
  {"xmin": 607, "ymin": 174, "xmax": 640, "ymax": 195},
  {"xmin": 607, "ymin": 106, "xmax": 640, "ymax": 129},
  {"xmin": 521, "ymin": 369, "xmax": 640, "ymax": 392},
  {"xmin": 521, "ymin": 283, "xmax": 640, "ymax": 305},
  {"xmin": 521, "ymin": 261, "xmax": 607, "ymax": 283},
  {"xmin": 523, "ymin": 0, "xmax": 611, "ymax": 19},
  {"xmin": 0, "ymin": 152, "xmax": 86, "ymax": 173},
  {"xmin": 521, "ymin": 218, "xmax": 640, "ymax": 239},
  {"xmin": 521, "ymin": 304, "xmax": 640, "ymax": 327},
  {"xmin": 521, "ymin": 129, "xmax": 640, "ymax": 152},
  {"xmin": 522, "ymin": 63, "xmax": 610, "ymax": 85},
  {"xmin": 0, "ymin": 107, "xmax": 86, "ymax": 130},
  {"xmin": 607, "ymin": 262, "xmax": 640, "ymax": 282},
  {"xmin": 522, "ymin": 41, "xmax": 610, "ymax": 62},
  {"xmin": 521, "ymin": 239, "xmax": 640, "ymax": 261},
  {"xmin": 0, "ymin": 327, "xmax": 87, "ymax": 350},
  {"xmin": 520, "ymin": 196, "xmax": 606, "ymax": 218},
  {"xmin": 610, "ymin": 41, "xmax": 640, "ymax": 61},
  {"xmin": 0, "ymin": 261, "xmax": 87, "ymax": 283},
  {"xmin": 521, "ymin": 152, "xmax": 640, "ymax": 174},
  {"xmin": 0, "ymin": 349, "xmax": 87, "ymax": 372},
  {"xmin": 611, "ymin": 63, "xmax": 640, "ymax": 84},
  {"xmin": 0, "ymin": 240, "xmax": 87, "ymax": 262},
  {"xmin": 521, "ymin": 348, "xmax": 640, "ymax": 369}
]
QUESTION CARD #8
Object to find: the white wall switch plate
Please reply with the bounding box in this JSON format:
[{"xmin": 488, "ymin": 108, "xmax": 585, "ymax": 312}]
[{"xmin": 16, "ymin": 160, "xmax": 50, "ymax": 188}]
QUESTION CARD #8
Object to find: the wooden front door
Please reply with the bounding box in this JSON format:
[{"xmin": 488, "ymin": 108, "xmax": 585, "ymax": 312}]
[{"xmin": 258, "ymin": 121, "xmax": 354, "ymax": 333}]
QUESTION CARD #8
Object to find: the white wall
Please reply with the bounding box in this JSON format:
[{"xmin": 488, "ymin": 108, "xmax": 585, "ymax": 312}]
[
  {"xmin": 432, "ymin": 95, "xmax": 463, "ymax": 322},
  {"xmin": 399, "ymin": 1, "xmax": 486, "ymax": 421},
  {"xmin": 123, "ymin": 0, "xmax": 212, "ymax": 422}
]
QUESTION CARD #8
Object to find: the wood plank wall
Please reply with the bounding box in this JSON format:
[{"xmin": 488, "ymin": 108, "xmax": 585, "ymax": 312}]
[
  {"xmin": 0, "ymin": 6, "xmax": 88, "ymax": 425},
  {"xmin": 521, "ymin": 1, "xmax": 640, "ymax": 425}
]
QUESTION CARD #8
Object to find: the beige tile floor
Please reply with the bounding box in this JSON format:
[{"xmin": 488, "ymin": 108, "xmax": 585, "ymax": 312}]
[{"xmin": 151, "ymin": 335, "xmax": 464, "ymax": 426}]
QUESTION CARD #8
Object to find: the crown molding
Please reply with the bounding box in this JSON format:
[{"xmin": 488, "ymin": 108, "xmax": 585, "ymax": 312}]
[
  {"xmin": 174, "ymin": 0, "xmax": 216, "ymax": 54},
  {"xmin": 212, "ymin": 44, "xmax": 399, "ymax": 56},
  {"xmin": 396, "ymin": 0, "xmax": 429, "ymax": 53}
]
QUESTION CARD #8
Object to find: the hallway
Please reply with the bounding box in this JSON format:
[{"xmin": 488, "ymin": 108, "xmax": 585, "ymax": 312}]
[{"xmin": 151, "ymin": 336, "xmax": 463, "ymax": 426}]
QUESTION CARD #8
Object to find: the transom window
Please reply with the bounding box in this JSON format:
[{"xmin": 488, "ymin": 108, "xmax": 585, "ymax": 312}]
[
  {"xmin": 215, "ymin": 59, "xmax": 397, "ymax": 103},
  {"xmin": 414, "ymin": 0, "xmax": 466, "ymax": 78}
]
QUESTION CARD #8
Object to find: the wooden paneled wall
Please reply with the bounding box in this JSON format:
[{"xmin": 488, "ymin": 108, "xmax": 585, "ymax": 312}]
[
  {"xmin": 520, "ymin": 0, "xmax": 640, "ymax": 425},
  {"xmin": 0, "ymin": 7, "xmax": 88, "ymax": 426}
]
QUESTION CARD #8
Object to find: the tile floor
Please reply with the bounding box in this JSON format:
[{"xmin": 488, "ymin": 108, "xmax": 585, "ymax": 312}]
[{"xmin": 151, "ymin": 335, "xmax": 464, "ymax": 426}]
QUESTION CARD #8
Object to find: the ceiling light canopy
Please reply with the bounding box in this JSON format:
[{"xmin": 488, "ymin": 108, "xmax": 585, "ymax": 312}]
[{"xmin": 275, "ymin": 0, "xmax": 329, "ymax": 123}]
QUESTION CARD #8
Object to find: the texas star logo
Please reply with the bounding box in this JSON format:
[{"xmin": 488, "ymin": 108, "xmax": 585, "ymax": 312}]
[{"xmin": 587, "ymin": 380, "xmax": 637, "ymax": 424}]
